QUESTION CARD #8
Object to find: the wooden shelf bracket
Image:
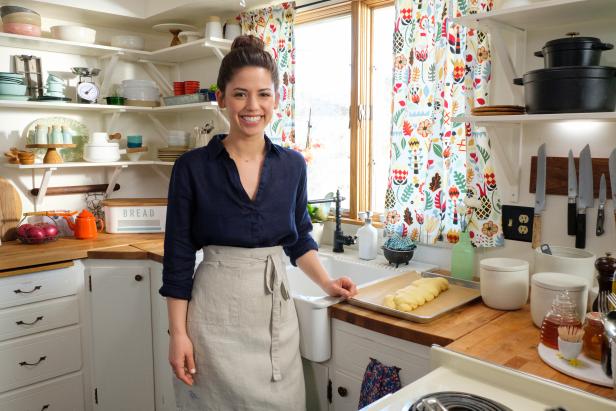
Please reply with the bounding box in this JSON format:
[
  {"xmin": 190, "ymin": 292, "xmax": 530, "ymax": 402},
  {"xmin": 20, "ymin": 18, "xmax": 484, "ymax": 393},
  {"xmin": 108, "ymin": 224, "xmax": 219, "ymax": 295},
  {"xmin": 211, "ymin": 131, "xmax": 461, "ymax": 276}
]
[
  {"xmin": 32, "ymin": 167, "xmax": 56, "ymax": 210},
  {"xmin": 482, "ymin": 124, "xmax": 523, "ymax": 203},
  {"xmin": 140, "ymin": 61, "xmax": 174, "ymax": 96},
  {"xmin": 105, "ymin": 165, "xmax": 128, "ymax": 198},
  {"xmin": 144, "ymin": 113, "xmax": 169, "ymax": 141}
]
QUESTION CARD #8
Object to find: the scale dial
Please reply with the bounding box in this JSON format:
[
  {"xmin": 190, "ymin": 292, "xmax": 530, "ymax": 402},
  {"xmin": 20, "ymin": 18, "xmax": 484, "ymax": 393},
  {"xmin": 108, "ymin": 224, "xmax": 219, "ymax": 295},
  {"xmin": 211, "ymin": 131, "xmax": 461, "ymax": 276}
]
[{"xmin": 77, "ymin": 82, "xmax": 100, "ymax": 103}]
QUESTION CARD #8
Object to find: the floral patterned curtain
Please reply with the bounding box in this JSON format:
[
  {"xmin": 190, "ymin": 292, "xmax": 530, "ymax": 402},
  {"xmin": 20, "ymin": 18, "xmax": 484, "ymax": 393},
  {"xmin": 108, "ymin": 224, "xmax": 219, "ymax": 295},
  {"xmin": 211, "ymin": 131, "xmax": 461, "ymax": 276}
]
[
  {"xmin": 384, "ymin": 0, "xmax": 503, "ymax": 247},
  {"xmin": 240, "ymin": 2, "xmax": 295, "ymax": 145}
]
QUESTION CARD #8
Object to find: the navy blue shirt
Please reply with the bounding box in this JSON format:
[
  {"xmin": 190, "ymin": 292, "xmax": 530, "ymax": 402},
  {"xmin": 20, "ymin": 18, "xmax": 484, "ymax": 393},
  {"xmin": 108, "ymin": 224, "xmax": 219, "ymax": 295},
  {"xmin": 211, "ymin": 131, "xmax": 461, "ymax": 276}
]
[{"xmin": 159, "ymin": 135, "xmax": 318, "ymax": 300}]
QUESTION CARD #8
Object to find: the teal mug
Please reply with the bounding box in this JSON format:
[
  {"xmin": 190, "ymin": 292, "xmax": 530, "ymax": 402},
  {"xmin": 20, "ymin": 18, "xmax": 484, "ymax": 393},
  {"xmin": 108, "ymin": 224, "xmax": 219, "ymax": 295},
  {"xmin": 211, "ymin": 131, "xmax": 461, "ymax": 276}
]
[{"xmin": 127, "ymin": 135, "xmax": 142, "ymax": 148}]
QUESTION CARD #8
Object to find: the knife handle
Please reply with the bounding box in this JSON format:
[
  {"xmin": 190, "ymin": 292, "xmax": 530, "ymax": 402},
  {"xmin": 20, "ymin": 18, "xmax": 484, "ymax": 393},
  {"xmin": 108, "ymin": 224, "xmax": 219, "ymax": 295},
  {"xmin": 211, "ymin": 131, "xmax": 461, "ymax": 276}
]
[
  {"xmin": 596, "ymin": 208, "xmax": 605, "ymax": 236},
  {"xmin": 532, "ymin": 214, "xmax": 541, "ymax": 249},
  {"xmin": 575, "ymin": 212, "xmax": 586, "ymax": 249},
  {"xmin": 567, "ymin": 202, "xmax": 577, "ymax": 236}
]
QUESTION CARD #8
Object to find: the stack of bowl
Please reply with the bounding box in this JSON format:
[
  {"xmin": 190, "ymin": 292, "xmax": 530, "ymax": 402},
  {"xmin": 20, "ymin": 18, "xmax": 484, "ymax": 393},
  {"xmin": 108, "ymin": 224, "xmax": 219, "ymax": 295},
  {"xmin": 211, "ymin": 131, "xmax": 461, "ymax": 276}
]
[
  {"xmin": 0, "ymin": 5, "xmax": 41, "ymax": 37},
  {"xmin": 0, "ymin": 72, "xmax": 28, "ymax": 101},
  {"xmin": 120, "ymin": 79, "xmax": 160, "ymax": 107},
  {"xmin": 44, "ymin": 74, "xmax": 66, "ymax": 99}
]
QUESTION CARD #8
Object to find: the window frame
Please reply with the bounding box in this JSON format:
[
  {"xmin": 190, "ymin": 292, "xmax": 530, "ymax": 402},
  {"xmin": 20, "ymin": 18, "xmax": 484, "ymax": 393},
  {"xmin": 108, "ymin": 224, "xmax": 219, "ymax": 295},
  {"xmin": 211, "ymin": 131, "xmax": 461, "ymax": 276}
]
[{"xmin": 297, "ymin": 0, "xmax": 394, "ymax": 225}]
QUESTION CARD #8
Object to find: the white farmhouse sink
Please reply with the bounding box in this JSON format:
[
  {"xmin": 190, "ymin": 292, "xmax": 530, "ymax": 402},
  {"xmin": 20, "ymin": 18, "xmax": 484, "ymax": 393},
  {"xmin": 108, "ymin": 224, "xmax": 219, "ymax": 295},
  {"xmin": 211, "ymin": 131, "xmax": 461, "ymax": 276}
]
[{"xmin": 285, "ymin": 251, "xmax": 437, "ymax": 362}]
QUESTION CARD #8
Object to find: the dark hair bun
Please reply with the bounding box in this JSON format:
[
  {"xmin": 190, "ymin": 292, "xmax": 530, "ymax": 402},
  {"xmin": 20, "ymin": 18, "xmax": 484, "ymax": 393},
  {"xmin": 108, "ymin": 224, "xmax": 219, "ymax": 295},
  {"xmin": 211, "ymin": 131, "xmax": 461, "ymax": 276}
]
[{"xmin": 231, "ymin": 35, "xmax": 265, "ymax": 51}]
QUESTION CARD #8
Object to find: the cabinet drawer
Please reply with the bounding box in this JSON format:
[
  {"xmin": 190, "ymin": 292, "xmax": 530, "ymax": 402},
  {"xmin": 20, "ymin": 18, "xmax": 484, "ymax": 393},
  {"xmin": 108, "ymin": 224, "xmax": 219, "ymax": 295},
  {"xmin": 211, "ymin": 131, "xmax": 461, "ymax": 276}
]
[
  {"xmin": 0, "ymin": 326, "xmax": 82, "ymax": 393},
  {"xmin": 0, "ymin": 372, "xmax": 83, "ymax": 411},
  {"xmin": 332, "ymin": 320, "xmax": 430, "ymax": 384},
  {"xmin": 0, "ymin": 296, "xmax": 79, "ymax": 342},
  {"xmin": 0, "ymin": 266, "xmax": 79, "ymax": 310}
]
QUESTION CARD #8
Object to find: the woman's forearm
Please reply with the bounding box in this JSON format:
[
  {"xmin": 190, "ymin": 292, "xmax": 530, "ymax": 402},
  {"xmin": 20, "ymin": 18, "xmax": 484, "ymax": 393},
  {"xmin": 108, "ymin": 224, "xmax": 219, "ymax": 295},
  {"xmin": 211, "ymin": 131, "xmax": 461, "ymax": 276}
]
[
  {"xmin": 167, "ymin": 297, "xmax": 189, "ymax": 336},
  {"xmin": 296, "ymin": 250, "xmax": 331, "ymax": 289}
]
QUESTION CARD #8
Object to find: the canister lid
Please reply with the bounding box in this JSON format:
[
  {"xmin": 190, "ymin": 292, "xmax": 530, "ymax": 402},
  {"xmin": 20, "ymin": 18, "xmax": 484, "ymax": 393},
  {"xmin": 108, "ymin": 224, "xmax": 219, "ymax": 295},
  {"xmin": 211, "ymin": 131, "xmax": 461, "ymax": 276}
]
[
  {"xmin": 480, "ymin": 257, "xmax": 529, "ymax": 272},
  {"xmin": 531, "ymin": 272, "xmax": 587, "ymax": 291},
  {"xmin": 101, "ymin": 198, "xmax": 167, "ymax": 206}
]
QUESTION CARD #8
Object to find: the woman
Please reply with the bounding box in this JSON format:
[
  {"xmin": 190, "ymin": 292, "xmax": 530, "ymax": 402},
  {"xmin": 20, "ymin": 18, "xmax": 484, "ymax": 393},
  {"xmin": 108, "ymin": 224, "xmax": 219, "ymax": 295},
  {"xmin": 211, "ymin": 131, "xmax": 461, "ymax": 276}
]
[{"xmin": 160, "ymin": 35, "xmax": 357, "ymax": 411}]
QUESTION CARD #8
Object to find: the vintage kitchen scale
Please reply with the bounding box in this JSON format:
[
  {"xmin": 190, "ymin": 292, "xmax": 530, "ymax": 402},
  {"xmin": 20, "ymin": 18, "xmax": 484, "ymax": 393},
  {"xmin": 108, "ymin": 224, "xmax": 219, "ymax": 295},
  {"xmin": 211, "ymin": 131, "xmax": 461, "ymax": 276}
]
[{"xmin": 71, "ymin": 67, "xmax": 100, "ymax": 103}]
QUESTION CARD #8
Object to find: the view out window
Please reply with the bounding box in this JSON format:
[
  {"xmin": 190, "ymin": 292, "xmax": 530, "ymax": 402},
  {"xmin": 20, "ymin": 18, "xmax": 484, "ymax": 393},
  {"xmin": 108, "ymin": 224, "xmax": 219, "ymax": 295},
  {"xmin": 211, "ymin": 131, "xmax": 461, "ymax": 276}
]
[
  {"xmin": 295, "ymin": 15, "xmax": 352, "ymax": 208},
  {"xmin": 370, "ymin": 5, "xmax": 395, "ymax": 213}
]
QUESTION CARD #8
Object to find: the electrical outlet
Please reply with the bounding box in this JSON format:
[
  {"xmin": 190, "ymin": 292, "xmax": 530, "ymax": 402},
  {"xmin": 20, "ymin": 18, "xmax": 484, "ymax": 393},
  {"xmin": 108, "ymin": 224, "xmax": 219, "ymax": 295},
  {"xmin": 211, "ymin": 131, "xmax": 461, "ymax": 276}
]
[{"xmin": 502, "ymin": 205, "xmax": 534, "ymax": 242}]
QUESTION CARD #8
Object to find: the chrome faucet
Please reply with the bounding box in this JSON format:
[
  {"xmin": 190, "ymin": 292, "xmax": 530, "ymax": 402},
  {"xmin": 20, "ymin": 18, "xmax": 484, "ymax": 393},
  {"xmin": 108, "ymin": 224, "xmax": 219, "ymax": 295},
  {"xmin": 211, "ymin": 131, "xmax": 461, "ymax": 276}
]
[{"xmin": 308, "ymin": 189, "xmax": 356, "ymax": 253}]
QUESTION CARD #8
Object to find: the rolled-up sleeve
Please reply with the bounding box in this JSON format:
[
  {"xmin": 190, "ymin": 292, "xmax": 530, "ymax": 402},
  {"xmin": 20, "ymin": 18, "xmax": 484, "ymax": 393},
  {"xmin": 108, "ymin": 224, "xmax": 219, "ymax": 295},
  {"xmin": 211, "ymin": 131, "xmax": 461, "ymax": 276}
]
[
  {"xmin": 283, "ymin": 160, "xmax": 318, "ymax": 265},
  {"xmin": 160, "ymin": 157, "xmax": 199, "ymax": 300}
]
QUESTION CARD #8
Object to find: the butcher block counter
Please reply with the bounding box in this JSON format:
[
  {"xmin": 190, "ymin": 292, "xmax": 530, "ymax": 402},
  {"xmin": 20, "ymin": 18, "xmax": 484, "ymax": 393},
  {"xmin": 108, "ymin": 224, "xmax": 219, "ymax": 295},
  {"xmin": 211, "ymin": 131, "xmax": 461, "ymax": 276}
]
[{"xmin": 0, "ymin": 232, "xmax": 164, "ymax": 273}]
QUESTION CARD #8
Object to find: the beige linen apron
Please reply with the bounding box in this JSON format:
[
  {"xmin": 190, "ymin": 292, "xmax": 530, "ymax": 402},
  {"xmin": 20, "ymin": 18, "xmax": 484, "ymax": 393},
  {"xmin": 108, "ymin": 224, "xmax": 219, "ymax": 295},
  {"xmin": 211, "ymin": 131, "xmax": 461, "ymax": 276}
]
[{"xmin": 174, "ymin": 245, "xmax": 305, "ymax": 411}]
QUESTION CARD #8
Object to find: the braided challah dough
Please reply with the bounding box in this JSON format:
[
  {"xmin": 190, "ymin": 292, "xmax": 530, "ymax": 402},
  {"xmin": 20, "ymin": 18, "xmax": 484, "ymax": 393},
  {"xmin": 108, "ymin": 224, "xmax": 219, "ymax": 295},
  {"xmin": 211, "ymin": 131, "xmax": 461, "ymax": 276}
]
[{"xmin": 383, "ymin": 277, "xmax": 449, "ymax": 312}]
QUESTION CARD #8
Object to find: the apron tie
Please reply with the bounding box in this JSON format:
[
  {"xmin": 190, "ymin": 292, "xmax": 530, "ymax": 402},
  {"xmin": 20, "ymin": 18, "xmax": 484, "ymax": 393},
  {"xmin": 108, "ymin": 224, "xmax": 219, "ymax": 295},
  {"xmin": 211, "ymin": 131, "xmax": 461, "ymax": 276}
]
[{"xmin": 265, "ymin": 254, "xmax": 290, "ymax": 382}]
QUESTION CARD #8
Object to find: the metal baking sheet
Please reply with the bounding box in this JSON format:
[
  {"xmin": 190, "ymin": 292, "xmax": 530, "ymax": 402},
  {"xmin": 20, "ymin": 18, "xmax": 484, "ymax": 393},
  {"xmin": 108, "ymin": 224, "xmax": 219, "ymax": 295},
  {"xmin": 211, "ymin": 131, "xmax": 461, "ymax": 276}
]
[{"xmin": 348, "ymin": 271, "xmax": 481, "ymax": 323}]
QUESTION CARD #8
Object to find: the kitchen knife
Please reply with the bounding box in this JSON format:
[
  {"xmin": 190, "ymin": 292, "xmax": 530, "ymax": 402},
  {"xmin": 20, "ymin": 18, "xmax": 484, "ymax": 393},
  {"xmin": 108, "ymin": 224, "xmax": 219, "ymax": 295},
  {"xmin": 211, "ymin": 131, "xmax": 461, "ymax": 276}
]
[
  {"xmin": 596, "ymin": 174, "xmax": 606, "ymax": 236},
  {"xmin": 610, "ymin": 149, "xmax": 616, "ymax": 230},
  {"xmin": 532, "ymin": 143, "xmax": 546, "ymax": 249},
  {"xmin": 576, "ymin": 145, "xmax": 593, "ymax": 249},
  {"xmin": 567, "ymin": 150, "xmax": 577, "ymax": 236}
]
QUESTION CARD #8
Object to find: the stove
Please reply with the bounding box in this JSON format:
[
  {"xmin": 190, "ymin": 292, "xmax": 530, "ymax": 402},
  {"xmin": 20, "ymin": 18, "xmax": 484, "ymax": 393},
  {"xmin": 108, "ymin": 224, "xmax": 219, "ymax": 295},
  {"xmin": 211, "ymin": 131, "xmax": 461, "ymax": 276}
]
[
  {"xmin": 361, "ymin": 347, "xmax": 615, "ymax": 411},
  {"xmin": 409, "ymin": 391, "xmax": 511, "ymax": 411}
]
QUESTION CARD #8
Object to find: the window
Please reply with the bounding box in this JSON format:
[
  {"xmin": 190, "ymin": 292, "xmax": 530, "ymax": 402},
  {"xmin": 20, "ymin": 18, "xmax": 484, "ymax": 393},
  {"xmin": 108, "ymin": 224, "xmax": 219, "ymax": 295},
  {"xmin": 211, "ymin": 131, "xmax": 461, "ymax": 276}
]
[
  {"xmin": 296, "ymin": 1, "xmax": 394, "ymax": 219},
  {"xmin": 295, "ymin": 14, "xmax": 352, "ymax": 209}
]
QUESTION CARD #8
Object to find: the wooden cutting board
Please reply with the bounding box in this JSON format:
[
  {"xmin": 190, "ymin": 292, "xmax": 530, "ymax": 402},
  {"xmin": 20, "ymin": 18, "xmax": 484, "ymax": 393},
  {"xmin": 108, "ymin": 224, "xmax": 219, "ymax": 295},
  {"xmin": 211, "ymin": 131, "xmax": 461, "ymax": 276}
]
[
  {"xmin": 0, "ymin": 177, "xmax": 22, "ymax": 242},
  {"xmin": 349, "ymin": 271, "xmax": 481, "ymax": 323}
]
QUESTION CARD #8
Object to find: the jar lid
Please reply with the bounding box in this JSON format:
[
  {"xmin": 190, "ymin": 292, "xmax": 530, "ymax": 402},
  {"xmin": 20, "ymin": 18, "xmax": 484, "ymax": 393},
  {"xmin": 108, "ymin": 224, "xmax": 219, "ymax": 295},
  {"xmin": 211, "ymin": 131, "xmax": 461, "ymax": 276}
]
[
  {"xmin": 585, "ymin": 312, "xmax": 603, "ymax": 325},
  {"xmin": 206, "ymin": 16, "xmax": 221, "ymax": 22},
  {"xmin": 480, "ymin": 258, "xmax": 529, "ymax": 272},
  {"xmin": 531, "ymin": 272, "xmax": 587, "ymax": 291}
]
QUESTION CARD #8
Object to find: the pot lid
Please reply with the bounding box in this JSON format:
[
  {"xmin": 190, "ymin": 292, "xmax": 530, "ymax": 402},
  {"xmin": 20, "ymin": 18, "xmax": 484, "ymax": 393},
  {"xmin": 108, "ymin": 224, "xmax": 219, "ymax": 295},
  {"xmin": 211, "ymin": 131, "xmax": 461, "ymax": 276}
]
[
  {"xmin": 480, "ymin": 257, "xmax": 529, "ymax": 272},
  {"xmin": 543, "ymin": 32, "xmax": 607, "ymax": 48},
  {"xmin": 531, "ymin": 272, "xmax": 587, "ymax": 291},
  {"xmin": 523, "ymin": 65, "xmax": 616, "ymax": 80}
]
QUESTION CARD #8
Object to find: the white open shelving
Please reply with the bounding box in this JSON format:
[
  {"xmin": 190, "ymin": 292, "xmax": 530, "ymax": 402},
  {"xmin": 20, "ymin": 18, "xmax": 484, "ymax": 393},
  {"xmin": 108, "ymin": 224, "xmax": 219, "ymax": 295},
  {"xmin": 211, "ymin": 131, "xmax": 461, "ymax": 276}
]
[
  {"xmin": 0, "ymin": 100, "xmax": 218, "ymax": 113},
  {"xmin": 452, "ymin": 0, "xmax": 616, "ymax": 30},
  {"xmin": 0, "ymin": 32, "xmax": 232, "ymax": 63},
  {"xmin": 455, "ymin": 111, "xmax": 616, "ymax": 125}
]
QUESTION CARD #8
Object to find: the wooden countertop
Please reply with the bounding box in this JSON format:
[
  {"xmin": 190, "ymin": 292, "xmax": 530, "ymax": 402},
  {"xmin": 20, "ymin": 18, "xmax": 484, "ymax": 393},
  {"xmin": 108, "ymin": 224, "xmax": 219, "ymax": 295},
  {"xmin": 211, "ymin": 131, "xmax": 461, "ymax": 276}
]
[
  {"xmin": 0, "ymin": 233, "xmax": 164, "ymax": 272},
  {"xmin": 330, "ymin": 300, "xmax": 504, "ymax": 347},
  {"xmin": 447, "ymin": 304, "xmax": 614, "ymax": 400}
]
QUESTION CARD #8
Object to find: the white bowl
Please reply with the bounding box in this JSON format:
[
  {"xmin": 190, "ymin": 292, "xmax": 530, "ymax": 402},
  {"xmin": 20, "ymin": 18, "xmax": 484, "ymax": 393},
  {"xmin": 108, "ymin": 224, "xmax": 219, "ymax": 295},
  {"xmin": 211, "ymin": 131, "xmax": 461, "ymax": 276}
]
[
  {"xmin": 90, "ymin": 132, "xmax": 110, "ymax": 145},
  {"xmin": 83, "ymin": 143, "xmax": 125, "ymax": 163},
  {"xmin": 480, "ymin": 258, "xmax": 529, "ymax": 310},
  {"xmin": 111, "ymin": 35, "xmax": 145, "ymax": 50},
  {"xmin": 51, "ymin": 25, "xmax": 96, "ymax": 44},
  {"xmin": 534, "ymin": 246, "xmax": 595, "ymax": 294},
  {"xmin": 122, "ymin": 79, "xmax": 156, "ymax": 88},
  {"xmin": 126, "ymin": 151, "xmax": 144, "ymax": 161},
  {"xmin": 121, "ymin": 87, "xmax": 159, "ymax": 101},
  {"xmin": 178, "ymin": 31, "xmax": 202, "ymax": 43},
  {"xmin": 530, "ymin": 272, "xmax": 588, "ymax": 327}
]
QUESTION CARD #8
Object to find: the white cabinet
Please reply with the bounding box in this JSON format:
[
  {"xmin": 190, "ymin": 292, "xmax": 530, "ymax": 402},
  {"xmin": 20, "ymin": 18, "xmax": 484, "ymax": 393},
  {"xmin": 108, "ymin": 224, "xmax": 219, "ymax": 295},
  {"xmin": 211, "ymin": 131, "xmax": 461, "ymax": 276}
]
[
  {"xmin": 0, "ymin": 262, "xmax": 85, "ymax": 410},
  {"xmin": 329, "ymin": 319, "xmax": 431, "ymax": 411},
  {"xmin": 86, "ymin": 261, "xmax": 154, "ymax": 411}
]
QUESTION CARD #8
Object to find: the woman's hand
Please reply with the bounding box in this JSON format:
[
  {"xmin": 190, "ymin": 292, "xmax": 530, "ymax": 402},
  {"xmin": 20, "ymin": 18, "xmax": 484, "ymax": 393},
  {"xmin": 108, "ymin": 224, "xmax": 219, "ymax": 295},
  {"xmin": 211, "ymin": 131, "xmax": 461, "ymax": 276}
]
[
  {"xmin": 169, "ymin": 333, "xmax": 196, "ymax": 386},
  {"xmin": 323, "ymin": 276, "xmax": 358, "ymax": 299}
]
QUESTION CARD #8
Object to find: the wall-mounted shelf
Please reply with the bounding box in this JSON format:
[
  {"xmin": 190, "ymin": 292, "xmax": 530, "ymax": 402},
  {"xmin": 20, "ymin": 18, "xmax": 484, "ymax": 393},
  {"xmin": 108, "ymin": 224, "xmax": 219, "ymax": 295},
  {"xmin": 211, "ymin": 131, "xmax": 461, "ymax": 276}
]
[
  {"xmin": 452, "ymin": 0, "xmax": 615, "ymax": 30},
  {"xmin": 5, "ymin": 160, "xmax": 174, "ymax": 208},
  {"xmin": 0, "ymin": 100, "xmax": 218, "ymax": 113},
  {"xmin": 455, "ymin": 111, "xmax": 616, "ymax": 126},
  {"xmin": 0, "ymin": 32, "xmax": 232, "ymax": 63}
]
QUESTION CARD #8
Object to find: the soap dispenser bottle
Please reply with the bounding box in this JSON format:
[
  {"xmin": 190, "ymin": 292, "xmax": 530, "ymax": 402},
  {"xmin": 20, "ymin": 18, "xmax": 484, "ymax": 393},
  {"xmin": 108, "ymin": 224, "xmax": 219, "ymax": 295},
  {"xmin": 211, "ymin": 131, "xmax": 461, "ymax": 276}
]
[{"xmin": 357, "ymin": 211, "xmax": 378, "ymax": 260}]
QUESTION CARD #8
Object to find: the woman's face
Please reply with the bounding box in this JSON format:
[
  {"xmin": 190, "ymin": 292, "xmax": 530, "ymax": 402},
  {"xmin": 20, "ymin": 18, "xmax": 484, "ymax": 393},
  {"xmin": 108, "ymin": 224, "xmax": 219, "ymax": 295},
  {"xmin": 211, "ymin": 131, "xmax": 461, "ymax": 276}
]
[{"xmin": 217, "ymin": 66, "xmax": 279, "ymax": 140}]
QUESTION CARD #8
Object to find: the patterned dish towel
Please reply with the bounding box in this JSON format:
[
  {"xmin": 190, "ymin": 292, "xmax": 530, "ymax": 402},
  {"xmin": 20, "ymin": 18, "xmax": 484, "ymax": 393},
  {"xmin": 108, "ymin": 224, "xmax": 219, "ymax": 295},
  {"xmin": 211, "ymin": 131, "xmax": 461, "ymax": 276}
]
[{"xmin": 357, "ymin": 357, "xmax": 402, "ymax": 409}]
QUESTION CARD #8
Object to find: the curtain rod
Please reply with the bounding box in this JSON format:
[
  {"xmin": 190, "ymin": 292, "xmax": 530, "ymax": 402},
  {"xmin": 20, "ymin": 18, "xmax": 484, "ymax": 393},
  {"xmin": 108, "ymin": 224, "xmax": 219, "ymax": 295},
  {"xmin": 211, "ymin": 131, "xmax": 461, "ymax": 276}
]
[{"xmin": 296, "ymin": 0, "xmax": 333, "ymax": 10}]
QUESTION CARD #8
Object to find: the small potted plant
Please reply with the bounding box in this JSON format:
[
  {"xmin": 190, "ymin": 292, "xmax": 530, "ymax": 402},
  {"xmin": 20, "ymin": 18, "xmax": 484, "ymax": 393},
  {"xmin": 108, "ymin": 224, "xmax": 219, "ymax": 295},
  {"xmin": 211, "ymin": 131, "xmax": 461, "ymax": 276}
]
[
  {"xmin": 105, "ymin": 86, "xmax": 125, "ymax": 106},
  {"xmin": 308, "ymin": 204, "xmax": 328, "ymax": 246},
  {"xmin": 208, "ymin": 84, "xmax": 218, "ymax": 102},
  {"xmin": 382, "ymin": 233, "xmax": 416, "ymax": 267}
]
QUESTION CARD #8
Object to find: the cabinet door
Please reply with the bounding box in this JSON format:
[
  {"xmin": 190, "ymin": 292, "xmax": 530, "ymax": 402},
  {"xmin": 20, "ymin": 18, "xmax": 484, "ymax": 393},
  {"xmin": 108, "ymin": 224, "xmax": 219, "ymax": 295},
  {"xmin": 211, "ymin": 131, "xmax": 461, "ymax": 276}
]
[
  {"xmin": 303, "ymin": 358, "xmax": 329, "ymax": 411},
  {"xmin": 89, "ymin": 266, "xmax": 154, "ymax": 411},
  {"xmin": 331, "ymin": 369, "xmax": 362, "ymax": 411}
]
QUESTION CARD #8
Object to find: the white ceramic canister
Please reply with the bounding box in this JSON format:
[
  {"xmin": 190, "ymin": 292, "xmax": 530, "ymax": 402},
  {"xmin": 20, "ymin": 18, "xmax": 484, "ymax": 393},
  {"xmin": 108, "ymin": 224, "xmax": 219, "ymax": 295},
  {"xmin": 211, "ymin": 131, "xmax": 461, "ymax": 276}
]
[
  {"xmin": 480, "ymin": 258, "xmax": 530, "ymax": 310},
  {"xmin": 204, "ymin": 16, "xmax": 223, "ymax": 39},
  {"xmin": 224, "ymin": 18, "xmax": 241, "ymax": 40},
  {"xmin": 530, "ymin": 272, "xmax": 588, "ymax": 327},
  {"xmin": 534, "ymin": 246, "xmax": 595, "ymax": 293}
]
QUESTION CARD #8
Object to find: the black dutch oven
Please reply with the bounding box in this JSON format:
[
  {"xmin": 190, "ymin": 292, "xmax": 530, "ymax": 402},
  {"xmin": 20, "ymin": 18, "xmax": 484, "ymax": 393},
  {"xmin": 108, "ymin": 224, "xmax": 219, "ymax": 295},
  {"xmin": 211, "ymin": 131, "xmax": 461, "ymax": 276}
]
[
  {"xmin": 535, "ymin": 32, "xmax": 613, "ymax": 67},
  {"xmin": 513, "ymin": 66, "xmax": 616, "ymax": 114}
]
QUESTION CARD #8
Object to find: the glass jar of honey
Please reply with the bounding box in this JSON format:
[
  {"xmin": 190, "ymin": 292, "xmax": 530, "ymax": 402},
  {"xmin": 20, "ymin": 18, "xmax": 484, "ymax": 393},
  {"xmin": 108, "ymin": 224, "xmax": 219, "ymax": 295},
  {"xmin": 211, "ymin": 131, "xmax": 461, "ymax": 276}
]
[
  {"xmin": 582, "ymin": 312, "xmax": 603, "ymax": 361},
  {"xmin": 540, "ymin": 290, "xmax": 582, "ymax": 349}
]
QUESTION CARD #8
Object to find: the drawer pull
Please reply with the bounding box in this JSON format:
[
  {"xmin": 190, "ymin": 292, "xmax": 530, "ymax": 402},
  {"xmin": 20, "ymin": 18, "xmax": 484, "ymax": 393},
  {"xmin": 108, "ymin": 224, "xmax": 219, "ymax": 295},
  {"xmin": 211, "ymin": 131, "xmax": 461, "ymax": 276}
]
[
  {"xmin": 19, "ymin": 356, "xmax": 47, "ymax": 367},
  {"xmin": 135, "ymin": 274, "xmax": 143, "ymax": 282},
  {"xmin": 16, "ymin": 316, "xmax": 44, "ymax": 326},
  {"xmin": 337, "ymin": 386, "xmax": 348, "ymax": 397},
  {"xmin": 14, "ymin": 285, "xmax": 42, "ymax": 294},
  {"xmin": 41, "ymin": 405, "xmax": 50, "ymax": 411}
]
